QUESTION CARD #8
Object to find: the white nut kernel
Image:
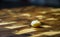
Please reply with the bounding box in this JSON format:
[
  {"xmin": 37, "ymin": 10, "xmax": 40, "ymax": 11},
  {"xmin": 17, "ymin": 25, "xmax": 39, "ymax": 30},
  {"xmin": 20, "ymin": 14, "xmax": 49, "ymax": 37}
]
[{"xmin": 31, "ymin": 20, "xmax": 41, "ymax": 27}]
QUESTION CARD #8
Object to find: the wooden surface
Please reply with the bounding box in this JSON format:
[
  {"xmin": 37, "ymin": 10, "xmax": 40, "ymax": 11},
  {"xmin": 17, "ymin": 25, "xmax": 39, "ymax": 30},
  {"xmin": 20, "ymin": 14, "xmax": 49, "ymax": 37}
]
[{"xmin": 0, "ymin": 6, "xmax": 60, "ymax": 37}]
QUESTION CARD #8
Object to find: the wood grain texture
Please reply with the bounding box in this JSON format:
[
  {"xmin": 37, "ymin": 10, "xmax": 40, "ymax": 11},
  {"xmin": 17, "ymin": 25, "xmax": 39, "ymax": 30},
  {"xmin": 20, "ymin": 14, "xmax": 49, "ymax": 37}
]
[{"xmin": 0, "ymin": 6, "xmax": 60, "ymax": 37}]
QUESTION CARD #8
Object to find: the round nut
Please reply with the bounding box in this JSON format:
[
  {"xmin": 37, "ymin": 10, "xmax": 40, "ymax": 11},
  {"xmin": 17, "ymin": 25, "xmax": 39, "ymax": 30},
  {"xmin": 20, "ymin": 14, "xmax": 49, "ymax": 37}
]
[{"xmin": 31, "ymin": 20, "xmax": 41, "ymax": 27}]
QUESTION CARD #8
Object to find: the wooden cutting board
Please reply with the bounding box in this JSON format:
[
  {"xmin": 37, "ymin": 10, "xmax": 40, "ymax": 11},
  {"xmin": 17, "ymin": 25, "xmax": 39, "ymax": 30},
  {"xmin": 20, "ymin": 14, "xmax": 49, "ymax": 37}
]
[{"xmin": 0, "ymin": 6, "xmax": 60, "ymax": 37}]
